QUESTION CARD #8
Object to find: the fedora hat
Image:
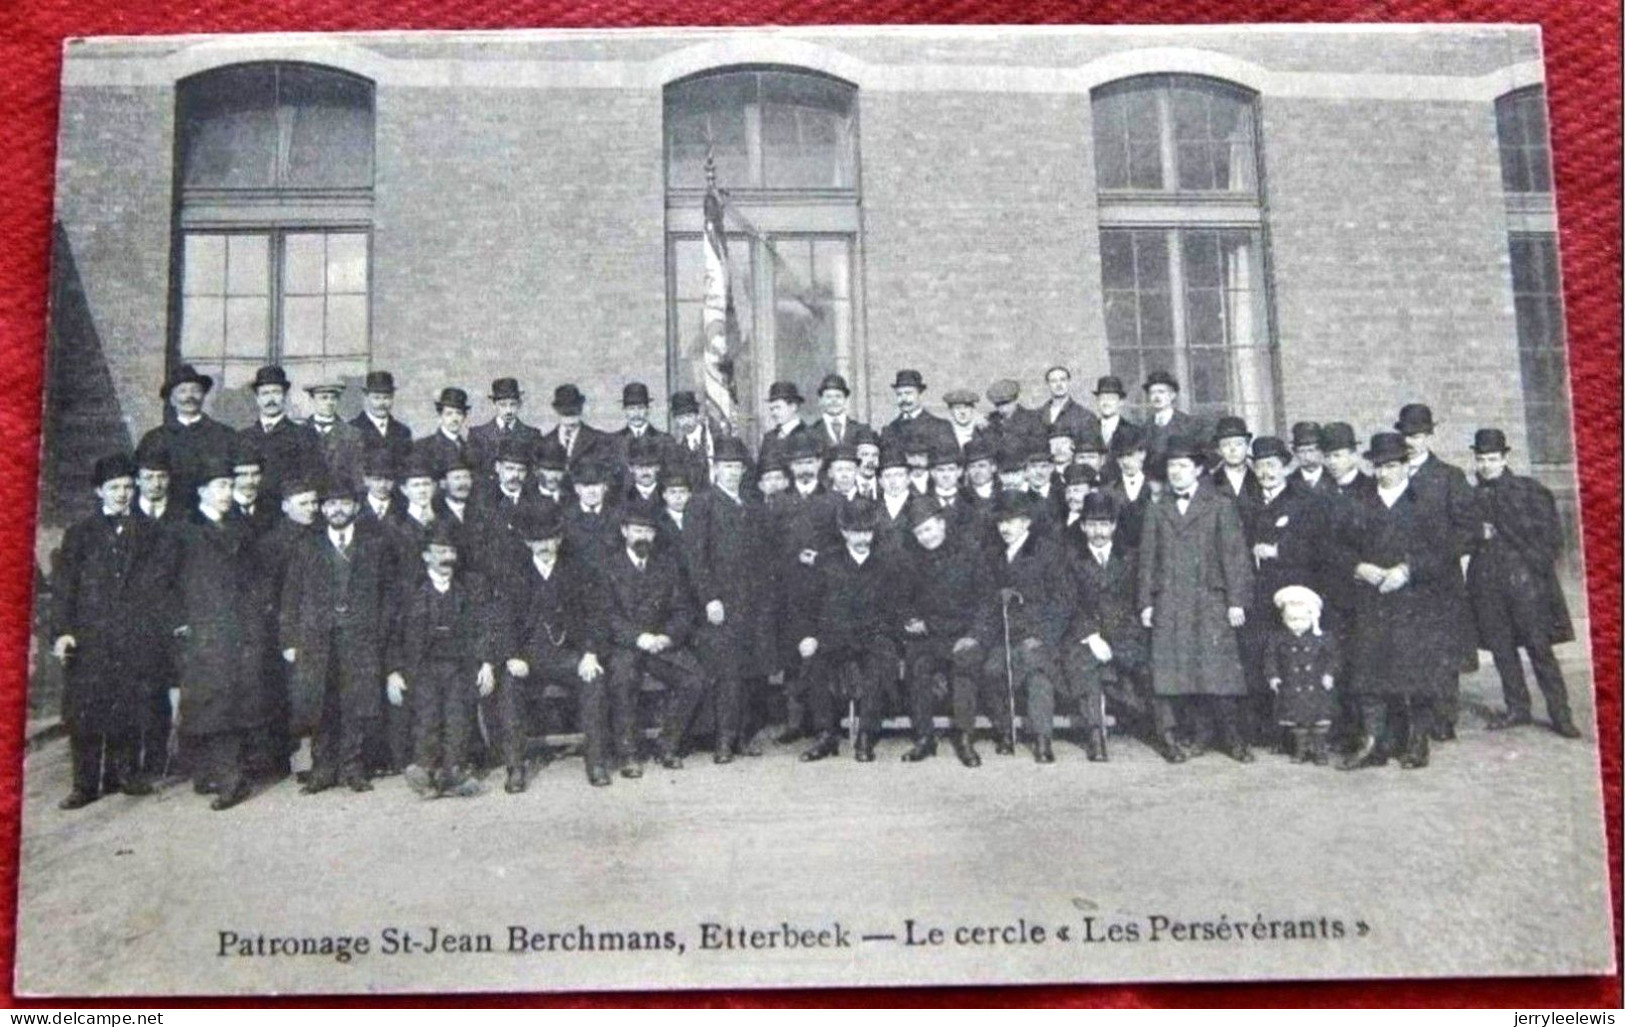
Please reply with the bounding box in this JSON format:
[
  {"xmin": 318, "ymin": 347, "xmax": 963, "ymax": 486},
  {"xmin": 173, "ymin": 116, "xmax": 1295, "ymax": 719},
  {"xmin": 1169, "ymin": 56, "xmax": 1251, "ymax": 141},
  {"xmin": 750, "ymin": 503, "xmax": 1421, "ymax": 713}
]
[
  {"xmin": 1081, "ymin": 490, "xmax": 1118, "ymax": 523},
  {"xmin": 712, "ymin": 435, "xmax": 751, "ymax": 465},
  {"xmin": 836, "ymin": 496, "xmax": 881, "ymax": 533},
  {"xmin": 1163, "ymin": 435, "xmax": 1207, "ymax": 464},
  {"xmin": 1092, "ymin": 375, "xmax": 1127, "ymax": 397},
  {"xmin": 670, "ymin": 390, "xmax": 700, "ymax": 417},
  {"xmin": 515, "ymin": 503, "xmax": 564, "ymax": 541},
  {"xmin": 92, "ymin": 452, "xmax": 137, "ymax": 487},
  {"xmin": 1212, "ymin": 416, "xmax": 1252, "ymax": 443},
  {"xmin": 1250, "ymin": 436, "xmax": 1293, "ymax": 464},
  {"xmin": 160, "ymin": 363, "xmax": 214, "ymax": 399},
  {"xmin": 1290, "ymin": 421, "xmax": 1323, "ymax": 449},
  {"xmin": 533, "ymin": 438, "xmax": 568, "ymax": 471},
  {"xmin": 904, "ymin": 496, "xmax": 947, "ymax": 531},
  {"xmin": 1319, "ymin": 422, "xmax": 1358, "ymax": 453}
]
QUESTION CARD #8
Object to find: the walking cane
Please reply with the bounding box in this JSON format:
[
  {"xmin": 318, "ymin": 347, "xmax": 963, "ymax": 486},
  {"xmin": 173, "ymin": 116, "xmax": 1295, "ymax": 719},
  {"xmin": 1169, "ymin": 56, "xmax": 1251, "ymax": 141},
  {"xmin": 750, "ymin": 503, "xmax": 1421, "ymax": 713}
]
[{"xmin": 999, "ymin": 588, "xmax": 1025, "ymax": 751}]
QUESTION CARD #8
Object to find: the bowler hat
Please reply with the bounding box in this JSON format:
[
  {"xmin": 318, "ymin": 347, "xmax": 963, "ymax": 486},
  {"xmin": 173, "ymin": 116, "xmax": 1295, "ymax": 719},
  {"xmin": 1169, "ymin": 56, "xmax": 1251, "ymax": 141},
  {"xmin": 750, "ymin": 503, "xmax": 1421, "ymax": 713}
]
[
  {"xmin": 1143, "ymin": 370, "xmax": 1180, "ymax": 393},
  {"xmin": 438, "ymin": 451, "xmax": 475, "ymax": 477},
  {"xmin": 892, "ymin": 369, "xmax": 927, "ymax": 391},
  {"xmin": 1081, "ymin": 490, "xmax": 1118, "ymax": 523},
  {"xmin": 786, "ymin": 433, "xmax": 822, "ymax": 462},
  {"xmin": 1093, "ymin": 375, "xmax": 1127, "ymax": 397},
  {"xmin": 1470, "ymin": 428, "xmax": 1512, "ymax": 454},
  {"xmin": 619, "ymin": 501, "xmax": 660, "ymax": 530},
  {"xmin": 195, "ymin": 458, "xmax": 237, "ymax": 487},
  {"xmin": 1319, "ymin": 422, "xmax": 1358, "ymax": 453},
  {"xmin": 423, "ymin": 520, "xmax": 461, "ymax": 550},
  {"xmin": 712, "ymin": 435, "xmax": 751, "ymax": 465},
  {"xmin": 996, "ymin": 449, "xmax": 1026, "ymax": 474},
  {"xmin": 622, "ymin": 382, "xmax": 652, "ymax": 408},
  {"xmin": 361, "ymin": 449, "xmax": 397, "ymax": 479},
  {"xmin": 281, "ymin": 474, "xmax": 319, "ymax": 500},
  {"xmin": 1250, "ymin": 436, "xmax": 1293, "ymax": 464},
  {"xmin": 1212, "ymin": 416, "xmax": 1252, "ymax": 443},
  {"xmin": 963, "ymin": 437, "xmax": 995, "ymax": 465},
  {"xmin": 758, "ymin": 453, "xmax": 789, "ymax": 477},
  {"xmin": 1047, "ymin": 421, "xmax": 1076, "ymax": 440},
  {"xmin": 489, "ymin": 378, "xmax": 523, "ymax": 402},
  {"xmin": 515, "ymin": 503, "xmax": 564, "ymax": 541},
  {"xmin": 1364, "ymin": 432, "xmax": 1410, "ymax": 466},
  {"xmin": 495, "ymin": 437, "xmax": 533, "ymax": 466},
  {"xmin": 92, "ymin": 452, "xmax": 137, "ymax": 486},
  {"xmin": 362, "ymin": 371, "xmax": 396, "ymax": 394},
  {"xmin": 994, "ymin": 489, "xmax": 1035, "ymax": 520},
  {"xmin": 1291, "ymin": 421, "xmax": 1323, "ymax": 449},
  {"xmin": 552, "ymin": 384, "xmax": 586, "ymax": 415},
  {"xmin": 767, "ymin": 381, "xmax": 804, "ymax": 405},
  {"xmin": 1025, "ymin": 448, "xmax": 1053, "ymax": 466},
  {"xmin": 905, "ymin": 496, "xmax": 946, "ymax": 530},
  {"xmin": 316, "ymin": 475, "xmax": 358, "ymax": 504},
  {"xmin": 850, "ymin": 425, "xmax": 880, "ymax": 449},
  {"xmin": 1394, "ymin": 403, "xmax": 1436, "ymax": 435},
  {"xmin": 817, "ymin": 373, "xmax": 850, "ymax": 396},
  {"xmin": 250, "ymin": 365, "xmax": 292, "ymax": 392},
  {"xmin": 836, "ymin": 496, "xmax": 881, "ymax": 533},
  {"xmin": 627, "ymin": 435, "xmax": 663, "ymax": 466},
  {"xmin": 533, "ymin": 438, "xmax": 568, "ymax": 471},
  {"xmin": 985, "ymin": 379, "xmax": 1021, "ymax": 405},
  {"xmin": 400, "ymin": 453, "xmax": 440, "ymax": 482},
  {"xmin": 1076, "ymin": 427, "xmax": 1106, "ymax": 453},
  {"xmin": 826, "ymin": 442, "xmax": 860, "ymax": 466},
  {"xmin": 879, "ymin": 446, "xmax": 909, "ymax": 471},
  {"xmin": 930, "ymin": 443, "xmax": 963, "ymax": 468},
  {"xmin": 1163, "ymin": 435, "xmax": 1207, "ymax": 464},
  {"xmin": 230, "ymin": 442, "xmax": 265, "ymax": 470},
  {"xmin": 660, "ymin": 467, "xmax": 695, "ymax": 492},
  {"xmin": 1062, "ymin": 463, "xmax": 1099, "ymax": 487},
  {"xmin": 943, "ymin": 388, "xmax": 978, "ymax": 407},
  {"xmin": 572, "ymin": 460, "xmax": 610, "ymax": 486},
  {"xmin": 159, "ymin": 363, "xmax": 214, "ymax": 399},
  {"xmin": 670, "ymin": 391, "xmax": 700, "ymax": 417},
  {"xmin": 902, "ymin": 436, "xmax": 933, "ymax": 459},
  {"xmin": 1109, "ymin": 423, "xmax": 1147, "ymax": 456},
  {"xmin": 134, "ymin": 440, "xmax": 171, "ymax": 473},
  {"xmin": 435, "ymin": 387, "xmax": 471, "ymax": 412}
]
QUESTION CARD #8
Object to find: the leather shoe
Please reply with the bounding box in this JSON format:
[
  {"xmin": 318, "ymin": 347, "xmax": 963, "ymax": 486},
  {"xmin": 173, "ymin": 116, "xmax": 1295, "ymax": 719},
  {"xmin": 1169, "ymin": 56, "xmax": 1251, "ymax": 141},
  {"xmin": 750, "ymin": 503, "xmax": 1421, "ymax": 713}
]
[
  {"xmin": 300, "ymin": 774, "xmax": 336, "ymax": 795},
  {"xmin": 1084, "ymin": 728, "xmax": 1108, "ymax": 763},
  {"xmin": 404, "ymin": 765, "xmax": 435, "ymax": 798},
  {"xmin": 742, "ymin": 737, "xmax": 764, "ymax": 757},
  {"xmin": 659, "ymin": 753, "xmax": 684, "ymax": 771},
  {"xmin": 950, "ymin": 733, "xmax": 981, "ymax": 768},
  {"xmin": 1338, "ymin": 734, "xmax": 1381, "ymax": 771},
  {"xmin": 504, "ymin": 767, "xmax": 527, "ymax": 794},
  {"xmin": 854, "ymin": 733, "xmax": 876, "ymax": 763},
  {"xmin": 1486, "ymin": 710, "xmax": 1533, "ymax": 731},
  {"xmin": 588, "ymin": 765, "xmax": 612, "ymax": 787},
  {"xmin": 620, "ymin": 762, "xmax": 644, "ymax": 779},
  {"xmin": 901, "ymin": 738, "xmax": 937, "ymax": 762},
  {"xmin": 713, "ymin": 749, "xmax": 735, "ymax": 765},
  {"xmin": 58, "ymin": 790, "xmax": 98, "ymax": 811},
  {"xmin": 1429, "ymin": 721, "xmax": 1456, "ymax": 742},
  {"xmin": 1551, "ymin": 719, "xmax": 1583, "ymax": 740},
  {"xmin": 993, "ymin": 737, "xmax": 1016, "ymax": 756},
  {"xmin": 193, "ymin": 779, "xmax": 218, "ymax": 796},
  {"xmin": 799, "ymin": 734, "xmax": 839, "ymax": 762},
  {"xmin": 344, "ymin": 775, "xmax": 373, "ymax": 793},
  {"xmin": 120, "ymin": 779, "xmax": 155, "ymax": 797},
  {"xmin": 1033, "ymin": 737, "xmax": 1055, "ymax": 764},
  {"xmin": 1227, "ymin": 744, "xmax": 1255, "ymax": 764},
  {"xmin": 1159, "ymin": 732, "xmax": 1187, "ymax": 764},
  {"xmin": 210, "ymin": 781, "xmax": 251, "ymax": 811}
]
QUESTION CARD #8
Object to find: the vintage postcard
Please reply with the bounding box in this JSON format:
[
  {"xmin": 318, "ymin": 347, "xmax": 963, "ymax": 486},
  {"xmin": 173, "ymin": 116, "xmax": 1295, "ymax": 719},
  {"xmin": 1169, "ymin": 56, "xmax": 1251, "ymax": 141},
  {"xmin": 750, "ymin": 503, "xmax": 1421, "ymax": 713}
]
[{"xmin": 17, "ymin": 23, "xmax": 1614, "ymax": 996}]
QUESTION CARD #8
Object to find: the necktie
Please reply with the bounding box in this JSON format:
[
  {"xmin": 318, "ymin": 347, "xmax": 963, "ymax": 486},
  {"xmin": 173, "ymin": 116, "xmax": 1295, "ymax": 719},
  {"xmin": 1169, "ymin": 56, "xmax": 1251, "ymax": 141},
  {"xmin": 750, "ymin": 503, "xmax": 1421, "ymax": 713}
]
[{"xmin": 1096, "ymin": 550, "xmax": 1108, "ymax": 567}]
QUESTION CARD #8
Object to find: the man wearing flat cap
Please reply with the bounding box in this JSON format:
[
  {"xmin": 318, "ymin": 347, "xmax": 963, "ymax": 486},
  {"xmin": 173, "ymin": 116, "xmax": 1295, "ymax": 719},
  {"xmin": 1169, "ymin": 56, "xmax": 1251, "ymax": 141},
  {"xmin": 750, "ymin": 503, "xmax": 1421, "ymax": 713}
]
[
  {"xmin": 813, "ymin": 373, "xmax": 869, "ymax": 453},
  {"xmin": 1139, "ymin": 371, "xmax": 1198, "ymax": 467},
  {"xmin": 306, "ymin": 379, "xmax": 365, "ymax": 490},
  {"xmin": 140, "ymin": 363, "xmax": 239, "ymax": 503},
  {"xmin": 984, "ymin": 378, "xmax": 1044, "ymax": 453},
  {"xmin": 50, "ymin": 453, "xmax": 171, "ymax": 808},
  {"xmin": 1137, "ymin": 435, "xmax": 1255, "ymax": 764},
  {"xmin": 542, "ymin": 383, "xmax": 611, "ymax": 473},
  {"xmin": 241, "ymin": 365, "xmax": 320, "ymax": 504},
  {"xmin": 469, "ymin": 378, "xmax": 544, "ymax": 485},
  {"xmin": 1039, "ymin": 365, "xmax": 1100, "ymax": 444},
  {"xmin": 880, "ymin": 369, "xmax": 956, "ymax": 456},
  {"xmin": 757, "ymin": 380, "xmax": 811, "ymax": 473},
  {"xmin": 1467, "ymin": 428, "xmax": 1580, "ymax": 739},
  {"xmin": 1092, "ymin": 375, "xmax": 1135, "ymax": 454},
  {"xmin": 1394, "ymin": 401, "xmax": 1479, "ymax": 740},
  {"xmin": 351, "ymin": 371, "xmax": 414, "ymax": 472},
  {"xmin": 942, "ymin": 388, "xmax": 988, "ymax": 455}
]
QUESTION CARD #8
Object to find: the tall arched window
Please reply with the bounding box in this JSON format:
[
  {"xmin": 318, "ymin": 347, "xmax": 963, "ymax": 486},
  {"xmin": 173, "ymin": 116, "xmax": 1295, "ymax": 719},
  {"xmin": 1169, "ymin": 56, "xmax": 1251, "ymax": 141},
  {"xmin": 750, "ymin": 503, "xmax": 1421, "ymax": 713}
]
[
  {"xmin": 173, "ymin": 63, "xmax": 374, "ymax": 392},
  {"xmin": 1091, "ymin": 75, "xmax": 1276, "ymax": 430},
  {"xmin": 664, "ymin": 67, "xmax": 860, "ymax": 441}
]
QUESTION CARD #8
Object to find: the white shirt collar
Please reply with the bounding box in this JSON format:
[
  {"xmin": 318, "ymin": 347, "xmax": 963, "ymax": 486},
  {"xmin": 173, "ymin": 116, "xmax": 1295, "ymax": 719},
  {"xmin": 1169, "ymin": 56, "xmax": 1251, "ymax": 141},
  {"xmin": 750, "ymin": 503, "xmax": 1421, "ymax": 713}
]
[
  {"xmin": 885, "ymin": 492, "xmax": 909, "ymax": 516},
  {"xmin": 259, "ymin": 414, "xmax": 285, "ymax": 431},
  {"xmin": 427, "ymin": 567, "xmax": 453, "ymax": 591},
  {"xmin": 175, "ymin": 412, "xmax": 202, "ymax": 427},
  {"xmin": 139, "ymin": 497, "xmax": 165, "ymax": 518},
  {"xmin": 1004, "ymin": 530, "xmax": 1030, "ymax": 562},
  {"xmin": 199, "ymin": 504, "xmax": 224, "ymax": 523},
  {"xmin": 847, "ymin": 546, "xmax": 871, "ymax": 566},
  {"xmin": 532, "ymin": 553, "xmax": 556, "ymax": 579},
  {"xmin": 327, "ymin": 524, "xmax": 354, "ymax": 548},
  {"xmin": 1378, "ymin": 480, "xmax": 1408, "ymax": 507},
  {"xmin": 1089, "ymin": 540, "xmax": 1113, "ymax": 562}
]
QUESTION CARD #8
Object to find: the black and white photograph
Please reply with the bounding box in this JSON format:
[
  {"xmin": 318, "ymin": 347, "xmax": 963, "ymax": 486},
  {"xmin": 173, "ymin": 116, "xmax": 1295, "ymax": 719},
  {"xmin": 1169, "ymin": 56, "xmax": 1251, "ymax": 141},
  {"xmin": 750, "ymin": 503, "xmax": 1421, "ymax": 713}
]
[{"xmin": 16, "ymin": 23, "xmax": 1615, "ymax": 996}]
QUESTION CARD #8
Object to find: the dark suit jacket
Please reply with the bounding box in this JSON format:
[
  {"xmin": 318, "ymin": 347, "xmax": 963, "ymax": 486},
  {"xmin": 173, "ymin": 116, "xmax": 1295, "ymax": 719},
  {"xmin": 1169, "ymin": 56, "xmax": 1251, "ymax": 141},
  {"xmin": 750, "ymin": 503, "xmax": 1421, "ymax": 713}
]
[
  {"xmin": 809, "ymin": 416, "xmax": 871, "ymax": 453},
  {"xmin": 1067, "ymin": 542, "xmax": 1146, "ymax": 666},
  {"xmin": 1236, "ymin": 480, "xmax": 1327, "ymax": 617},
  {"xmin": 1035, "ymin": 396, "xmax": 1098, "ymax": 440},
  {"xmin": 350, "ymin": 412, "xmax": 414, "ymax": 473},
  {"xmin": 469, "ymin": 418, "xmax": 544, "ymax": 479},
  {"xmin": 492, "ymin": 553, "xmax": 605, "ymax": 664},
  {"xmin": 1141, "ymin": 410, "xmax": 1200, "ymax": 462},
  {"xmin": 414, "ymin": 430, "xmax": 473, "ymax": 479},
  {"xmin": 241, "ymin": 417, "xmax": 320, "ymax": 502},
  {"xmin": 310, "ymin": 418, "xmax": 365, "ymax": 488},
  {"xmin": 387, "ymin": 569, "xmax": 501, "ymax": 675},
  {"xmin": 1209, "ymin": 464, "xmax": 1263, "ymax": 503},
  {"xmin": 138, "ymin": 415, "xmax": 238, "ymax": 501},
  {"xmin": 541, "ymin": 422, "xmax": 613, "ymax": 472},
  {"xmin": 599, "ymin": 547, "xmax": 695, "ymax": 650},
  {"xmin": 880, "ymin": 410, "xmax": 957, "ymax": 454},
  {"xmin": 1105, "ymin": 476, "xmax": 1154, "ymax": 549},
  {"xmin": 808, "ymin": 547, "xmax": 898, "ymax": 653},
  {"xmin": 756, "ymin": 420, "xmax": 810, "ymax": 474},
  {"xmin": 279, "ymin": 525, "xmax": 392, "ymax": 728},
  {"xmin": 974, "ymin": 533, "xmax": 1072, "ymax": 650},
  {"xmin": 898, "ymin": 536, "xmax": 981, "ymax": 642}
]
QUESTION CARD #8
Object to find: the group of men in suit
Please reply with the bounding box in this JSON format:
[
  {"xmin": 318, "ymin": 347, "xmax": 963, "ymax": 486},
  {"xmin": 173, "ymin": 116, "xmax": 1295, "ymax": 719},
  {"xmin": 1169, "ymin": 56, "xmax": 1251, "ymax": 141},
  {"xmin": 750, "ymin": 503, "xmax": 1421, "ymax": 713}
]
[{"xmin": 45, "ymin": 356, "xmax": 1583, "ymax": 810}]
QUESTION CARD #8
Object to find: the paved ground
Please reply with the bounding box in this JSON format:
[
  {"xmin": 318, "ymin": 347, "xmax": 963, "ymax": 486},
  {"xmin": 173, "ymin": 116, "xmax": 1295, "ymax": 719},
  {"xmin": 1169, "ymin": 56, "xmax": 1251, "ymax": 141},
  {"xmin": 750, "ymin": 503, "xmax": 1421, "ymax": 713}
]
[{"xmin": 13, "ymin": 644, "xmax": 1614, "ymax": 997}]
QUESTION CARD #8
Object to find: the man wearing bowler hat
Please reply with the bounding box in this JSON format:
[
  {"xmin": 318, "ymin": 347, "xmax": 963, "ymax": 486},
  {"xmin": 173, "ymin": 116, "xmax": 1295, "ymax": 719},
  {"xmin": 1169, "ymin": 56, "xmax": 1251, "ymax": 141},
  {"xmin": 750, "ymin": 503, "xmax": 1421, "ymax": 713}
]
[
  {"xmin": 351, "ymin": 371, "xmax": 414, "ymax": 472},
  {"xmin": 620, "ymin": 435, "xmax": 667, "ymax": 508},
  {"xmin": 306, "ymin": 379, "xmax": 365, "ymax": 490},
  {"xmin": 1394, "ymin": 401, "xmax": 1479, "ymax": 740},
  {"xmin": 1105, "ymin": 423, "xmax": 1153, "ymax": 549},
  {"xmin": 1140, "ymin": 371, "xmax": 1198, "ymax": 467},
  {"xmin": 1467, "ymin": 428, "xmax": 1580, "ymax": 738},
  {"xmin": 563, "ymin": 459, "xmax": 620, "ymax": 567},
  {"xmin": 1210, "ymin": 416, "xmax": 1261, "ymax": 502},
  {"xmin": 1092, "ymin": 375, "xmax": 1134, "ymax": 453},
  {"xmin": 469, "ymin": 378, "xmax": 543, "ymax": 483},
  {"xmin": 613, "ymin": 382, "xmax": 670, "ymax": 467},
  {"xmin": 758, "ymin": 380, "xmax": 811, "ymax": 473},
  {"xmin": 813, "ymin": 373, "xmax": 868, "ymax": 452},
  {"xmin": 415, "ymin": 387, "xmax": 474, "ymax": 478},
  {"xmin": 1061, "ymin": 491, "xmax": 1144, "ymax": 763},
  {"xmin": 141, "ymin": 363, "xmax": 239, "ymax": 503},
  {"xmin": 542, "ymin": 383, "xmax": 610, "ymax": 472},
  {"xmin": 1290, "ymin": 421, "xmax": 1336, "ymax": 496},
  {"xmin": 668, "ymin": 390, "xmax": 714, "ymax": 488},
  {"xmin": 881, "ymin": 369, "xmax": 956, "ymax": 455},
  {"xmin": 241, "ymin": 364, "xmax": 319, "ymax": 504},
  {"xmin": 1320, "ymin": 422, "xmax": 1373, "ymax": 500},
  {"xmin": 1039, "ymin": 365, "xmax": 1099, "ymax": 443},
  {"xmin": 1137, "ymin": 435, "xmax": 1255, "ymax": 764}
]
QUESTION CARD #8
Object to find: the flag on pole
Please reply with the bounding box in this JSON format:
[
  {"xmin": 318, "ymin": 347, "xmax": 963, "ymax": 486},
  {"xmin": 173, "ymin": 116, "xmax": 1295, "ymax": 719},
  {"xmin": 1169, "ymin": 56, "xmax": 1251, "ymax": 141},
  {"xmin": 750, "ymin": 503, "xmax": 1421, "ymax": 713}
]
[{"xmin": 699, "ymin": 164, "xmax": 740, "ymax": 436}]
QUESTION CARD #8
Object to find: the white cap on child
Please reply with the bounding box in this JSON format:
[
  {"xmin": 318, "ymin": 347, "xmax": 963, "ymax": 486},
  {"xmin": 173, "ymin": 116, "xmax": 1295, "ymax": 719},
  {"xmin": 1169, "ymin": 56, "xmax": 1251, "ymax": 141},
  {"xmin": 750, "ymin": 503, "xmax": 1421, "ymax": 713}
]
[{"xmin": 1273, "ymin": 584, "xmax": 1324, "ymax": 636}]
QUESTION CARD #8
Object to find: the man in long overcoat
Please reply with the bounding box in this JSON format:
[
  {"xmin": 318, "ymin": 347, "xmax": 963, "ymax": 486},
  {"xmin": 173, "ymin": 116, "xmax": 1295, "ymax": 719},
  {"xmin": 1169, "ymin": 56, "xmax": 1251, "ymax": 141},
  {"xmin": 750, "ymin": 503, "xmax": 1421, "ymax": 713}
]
[
  {"xmin": 1338, "ymin": 432, "xmax": 1457, "ymax": 771},
  {"xmin": 173, "ymin": 459, "xmax": 268, "ymax": 810},
  {"xmin": 1136, "ymin": 435, "xmax": 1255, "ymax": 763},
  {"xmin": 1467, "ymin": 428, "xmax": 1580, "ymax": 738},
  {"xmin": 50, "ymin": 453, "xmax": 172, "ymax": 808},
  {"xmin": 279, "ymin": 477, "xmax": 392, "ymax": 793},
  {"xmin": 685, "ymin": 436, "xmax": 780, "ymax": 762}
]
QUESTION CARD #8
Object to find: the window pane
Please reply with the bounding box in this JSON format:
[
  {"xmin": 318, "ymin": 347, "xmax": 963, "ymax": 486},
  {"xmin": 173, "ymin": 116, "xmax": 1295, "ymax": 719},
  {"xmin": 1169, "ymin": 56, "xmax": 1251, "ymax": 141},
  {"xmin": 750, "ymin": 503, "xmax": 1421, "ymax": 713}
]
[
  {"xmin": 772, "ymin": 238, "xmax": 845, "ymax": 402},
  {"xmin": 760, "ymin": 72, "xmax": 856, "ymax": 189},
  {"xmin": 224, "ymin": 296, "xmax": 269, "ymax": 358},
  {"xmin": 1135, "ymin": 229, "xmax": 1170, "ymax": 289},
  {"xmin": 666, "ymin": 72, "xmax": 760, "ymax": 189},
  {"xmin": 1103, "ymin": 292, "xmax": 1140, "ymax": 348},
  {"xmin": 1188, "ymin": 347, "xmax": 1229, "ymax": 406},
  {"xmin": 1509, "ymin": 232, "xmax": 1570, "ymax": 462},
  {"xmin": 1091, "ymin": 91, "xmax": 1130, "ymax": 190},
  {"xmin": 326, "ymin": 232, "xmax": 368, "ymax": 293},
  {"xmin": 1107, "ymin": 350, "xmax": 1143, "ymax": 392},
  {"xmin": 226, "ymin": 234, "xmax": 269, "ymax": 296},
  {"xmin": 283, "ymin": 233, "xmax": 327, "ymax": 295},
  {"xmin": 183, "ymin": 235, "xmax": 226, "ymax": 296},
  {"xmin": 282, "ymin": 295, "xmax": 325, "ymax": 357},
  {"xmin": 181, "ymin": 296, "xmax": 225, "ymax": 361},
  {"xmin": 1496, "ymin": 88, "xmax": 1553, "ymax": 196},
  {"xmin": 326, "ymin": 295, "xmax": 368, "ymax": 354},
  {"xmin": 280, "ymin": 66, "xmax": 374, "ymax": 189},
  {"xmin": 1100, "ymin": 231, "xmax": 1135, "ymax": 290},
  {"xmin": 667, "ymin": 234, "xmax": 755, "ymax": 423},
  {"xmin": 1096, "ymin": 77, "xmax": 1257, "ymax": 195},
  {"xmin": 180, "ymin": 65, "xmax": 279, "ymax": 189},
  {"xmin": 815, "ymin": 238, "xmax": 851, "ymax": 299}
]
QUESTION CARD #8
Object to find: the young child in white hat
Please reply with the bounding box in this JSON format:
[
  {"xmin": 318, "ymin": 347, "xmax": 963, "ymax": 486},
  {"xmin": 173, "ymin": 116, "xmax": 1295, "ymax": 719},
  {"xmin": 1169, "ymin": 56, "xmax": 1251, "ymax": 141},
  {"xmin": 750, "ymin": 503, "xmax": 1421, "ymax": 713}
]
[{"xmin": 1263, "ymin": 585, "xmax": 1342, "ymax": 764}]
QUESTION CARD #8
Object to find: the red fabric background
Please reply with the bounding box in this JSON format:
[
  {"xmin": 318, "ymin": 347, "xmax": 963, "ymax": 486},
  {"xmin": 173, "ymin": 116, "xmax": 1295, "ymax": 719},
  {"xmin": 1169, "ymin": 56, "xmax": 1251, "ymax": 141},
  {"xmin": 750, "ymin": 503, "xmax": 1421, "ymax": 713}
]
[{"xmin": 0, "ymin": 0, "xmax": 1617, "ymax": 1008}]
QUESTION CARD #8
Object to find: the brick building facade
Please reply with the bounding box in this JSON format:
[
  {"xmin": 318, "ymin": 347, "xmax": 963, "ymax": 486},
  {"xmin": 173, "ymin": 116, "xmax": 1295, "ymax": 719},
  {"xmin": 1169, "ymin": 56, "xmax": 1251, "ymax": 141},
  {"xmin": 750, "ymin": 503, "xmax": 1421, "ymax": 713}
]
[{"xmin": 42, "ymin": 27, "xmax": 1575, "ymax": 550}]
